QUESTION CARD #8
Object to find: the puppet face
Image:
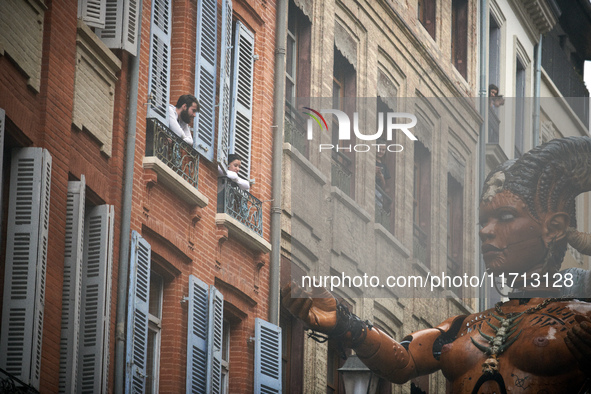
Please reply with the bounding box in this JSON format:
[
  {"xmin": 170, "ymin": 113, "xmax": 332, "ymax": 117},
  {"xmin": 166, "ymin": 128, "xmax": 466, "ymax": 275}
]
[{"xmin": 479, "ymin": 190, "xmax": 546, "ymax": 275}]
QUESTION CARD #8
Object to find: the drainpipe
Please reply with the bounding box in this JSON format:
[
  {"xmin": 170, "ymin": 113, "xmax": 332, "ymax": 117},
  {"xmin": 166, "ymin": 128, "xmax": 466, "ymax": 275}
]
[
  {"xmin": 533, "ymin": 35, "xmax": 542, "ymax": 147},
  {"xmin": 114, "ymin": 1, "xmax": 142, "ymax": 392},
  {"xmin": 269, "ymin": 0, "xmax": 288, "ymax": 325},
  {"xmin": 478, "ymin": 0, "xmax": 488, "ymax": 312}
]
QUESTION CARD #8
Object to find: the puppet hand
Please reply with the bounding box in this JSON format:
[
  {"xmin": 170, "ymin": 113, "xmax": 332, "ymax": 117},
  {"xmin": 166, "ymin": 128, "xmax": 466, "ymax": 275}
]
[{"xmin": 281, "ymin": 282, "xmax": 338, "ymax": 333}]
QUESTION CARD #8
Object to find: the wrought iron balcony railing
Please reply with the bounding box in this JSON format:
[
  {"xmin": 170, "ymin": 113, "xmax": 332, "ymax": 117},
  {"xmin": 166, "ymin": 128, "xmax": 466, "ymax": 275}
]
[
  {"xmin": 146, "ymin": 118, "xmax": 200, "ymax": 189},
  {"xmin": 0, "ymin": 368, "xmax": 39, "ymax": 394},
  {"xmin": 284, "ymin": 100, "xmax": 308, "ymax": 157},
  {"xmin": 413, "ymin": 223, "xmax": 429, "ymax": 267},
  {"xmin": 217, "ymin": 176, "xmax": 263, "ymax": 236},
  {"xmin": 375, "ymin": 185, "xmax": 392, "ymax": 231},
  {"xmin": 331, "ymin": 151, "xmax": 352, "ymax": 197}
]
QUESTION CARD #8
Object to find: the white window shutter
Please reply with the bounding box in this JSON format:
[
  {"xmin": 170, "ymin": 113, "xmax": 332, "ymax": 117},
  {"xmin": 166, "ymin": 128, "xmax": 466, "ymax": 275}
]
[
  {"xmin": 125, "ymin": 231, "xmax": 151, "ymax": 393},
  {"xmin": 206, "ymin": 286, "xmax": 224, "ymax": 394},
  {"xmin": 146, "ymin": 0, "xmax": 172, "ymax": 125},
  {"xmin": 186, "ymin": 275, "xmax": 209, "ymax": 393},
  {"xmin": 229, "ymin": 21, "xmax": 255, "ymax": 180},
  {"xmin": 59, "ymin": 177, "xmax": 86, "ymax": 393},
  {"xmin": 96, "ymin": 0, "xmax": 141, "ymax": 56},
  {"xmin": 78, "ymin": 204, "xmax": 115, "ymax": 394},
  {"xmin": 194, "ymin": 0, "xmax": 218, "ymax": 161},
  {"xmin": 254, "ymin": 318, "xmax": 282, "ymax": 394},
  {"xmin": 216, "ymin": 0, "xmax": 233, "ymax": 171},
  {"xmin": 0, "ymin": 147, "xmax": 52, "ymax": 389},
  {"xmin": 78, "ymin": 0, "xmax": 107, "ymax": 29}
]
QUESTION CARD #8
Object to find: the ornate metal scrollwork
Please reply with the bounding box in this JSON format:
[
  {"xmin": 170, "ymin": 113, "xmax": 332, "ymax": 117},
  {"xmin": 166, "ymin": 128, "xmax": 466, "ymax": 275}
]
[
  {"xmin": 218, "ymin": 177, "xmax": 263, "ymax": 236},
  {"xmin": 146, "ymin": 118, "xmax": 200, "ymax": 188}
]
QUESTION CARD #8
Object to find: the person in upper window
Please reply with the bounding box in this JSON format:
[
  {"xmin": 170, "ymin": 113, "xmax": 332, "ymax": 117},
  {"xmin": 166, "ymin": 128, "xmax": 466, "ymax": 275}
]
[
  {"xmin": 488, "ymin": 84, "xmax": 505, "ymax": 109},
  {"xmin": 218, "ymin": 153, "xmax": 250, "ymax": 191},
  {"xmin": 168, "ymin": 94, "xmax": 199, "ymax": 145}
]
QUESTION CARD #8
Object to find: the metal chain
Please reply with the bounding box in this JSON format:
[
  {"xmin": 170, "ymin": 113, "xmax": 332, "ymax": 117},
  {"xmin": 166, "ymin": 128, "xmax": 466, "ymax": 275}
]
[{"xmin": 495, "ymin": 297, "xmax": 569, "ymax": 318}]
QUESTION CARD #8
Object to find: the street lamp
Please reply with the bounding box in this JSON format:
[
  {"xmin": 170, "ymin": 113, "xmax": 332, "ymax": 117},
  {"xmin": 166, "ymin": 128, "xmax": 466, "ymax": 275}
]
[{"xmin": 338, "ymin": 354, "xmax": 379, "ymax": 394}]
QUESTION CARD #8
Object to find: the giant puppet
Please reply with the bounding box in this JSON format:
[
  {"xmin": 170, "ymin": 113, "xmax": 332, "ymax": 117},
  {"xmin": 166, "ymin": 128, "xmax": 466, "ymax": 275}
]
[{"xmin": 282, "ymin": 136, "xmax": 591, "ymax": 393}]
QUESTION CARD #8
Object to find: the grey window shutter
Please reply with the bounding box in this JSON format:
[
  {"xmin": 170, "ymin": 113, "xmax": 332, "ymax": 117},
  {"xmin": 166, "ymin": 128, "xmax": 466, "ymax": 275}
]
[
  {"xmin": 0, "ymin": 147, "xmax": 52, "ymax": 389},
  {"xmin": 229, "ymin": 21, "xmax": 255, "ymax": 180},
  {"xmin": 78, "ymin": 0, "xmax": 107, "ymax": 28},
  {"xmin": 78, "ymin": 204, "xmax": 115, "ymax": 393},
  {"xmin": 125, "ymin": 231, "xmax": 151, "ymax": 393},
  {"xmin": 206, "ymin": 286, "xmax": 224, "ymax": 393},
  {"xmin": 59, "ymin": 177, "xmax": 86, "ymax": 393},
  {"xmin": 216, "ymin": 0, "xmax": 233, "ymax": 171},
  {"xmin": 254, "ymin": 318, "xmax": 282, "ymax": 394},
  {"xmin": 146, "ymin": 0, "xmax": 172, "ymax": 125},
  {"xmin": 194, "ymin": 0, "xmax": 218, "ymax": 161},
  {"xmin": 186, "ymin": 275, "xmax": 209, "ymax": 393},
  {"xmin": 96, "ymin": 0, "xmax": 141, "ymax": 56}
]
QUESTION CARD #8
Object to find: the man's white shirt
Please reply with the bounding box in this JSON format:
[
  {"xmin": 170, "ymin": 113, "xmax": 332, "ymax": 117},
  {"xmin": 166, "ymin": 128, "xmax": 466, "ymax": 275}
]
[{"xmin": 168, "ymin": 104, "xmax": 194, "ymax": 145}]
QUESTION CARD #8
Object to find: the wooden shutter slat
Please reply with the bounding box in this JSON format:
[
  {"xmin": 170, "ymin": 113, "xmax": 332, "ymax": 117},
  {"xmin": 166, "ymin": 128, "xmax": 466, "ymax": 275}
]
[
  {"xmin": 216, "ymin": 0, "xmax": 233, "ymax": 171},
  {"xmin": 0, "ymin": 147, "xmax": 52, "ymax": 389},
  {"xmin": 229, "ymin": 21, "xmax": 255, "ymax": 180},
  {"xmin": 125, "ymin": 231, "xmax": 151, "ymax": 393},
  {"xmin": 254, "ymin": 318, "xmax": 282, "ymax": 394},
  {"xmin": 59, "ymin": 177, "xmax": 86, "ymax": 393},
  {"xmin": 194, "ymin": 0, "xmax": 218, "ymax": 160}
]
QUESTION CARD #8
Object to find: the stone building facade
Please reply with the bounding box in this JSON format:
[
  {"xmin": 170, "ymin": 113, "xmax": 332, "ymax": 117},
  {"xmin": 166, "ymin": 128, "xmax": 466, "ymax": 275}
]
[{"xmin": 280, "ymin": 0, "xmax": 481, "ymax": 392}]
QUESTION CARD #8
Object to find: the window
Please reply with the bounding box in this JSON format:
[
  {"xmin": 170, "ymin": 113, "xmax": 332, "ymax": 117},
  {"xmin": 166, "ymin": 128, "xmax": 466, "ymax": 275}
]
[
  {"xmin": 221, "ymin": 320, "xmax": 230, "ymax": 394},
  {"xmin": 0, "ymin": 147, "xmax": 51, "ymax": 390},
  {"xmin": 413, "ymin": 141, "xmax": 431, "ymax": 267},
  {"xmin": 452, "ymin": 0, "xmax": 468, "ymax": 78},
  {"xmin": 375, "ymin": 97, "xmax": 395, "ymax": 232},
  {"xmin": 280, "ymin": 310, "xmax": 304, "ymax": 394},
  {"xmin": 284, "ymin": 1, "xmax": 312, "ymax": 156},
  {"xmin": 0, "ymin": 0, "xmax": 45, "ymax": 91},
  {"xmin": 72, "ymin": 22, "xmax": 121, "ymax": 157},
  {"xmin": 93, "ymin": 0, "xmax": 141, "ymax": 55},
  {"xmin": 418, "ymin": 0, "xmax": 436, "ymax": 39},
  {"xmin": 488, "ymin": 15, "xmax": 501, "ymax": 88},
  {"xmin": 194, "ymin": 0, "xmax": 220, "ymax": 160},
  {"xmin": 146, "ymin": 0, "xmax": 172, "ymax": 125},
  {"xmin": 217, "ymin": 18, "xmax": 256, "ymax": 182},
  {"xmin": 514, "ymin": 57, "xmax": 526, "ymax": 157},
  {"xmin": 146, "ymin": 272, "xmax": 163, "ymax": 394},
  {"xmin": 447, "ymin": 174, "xmax": 463, "ymax": 297},
  {"xmin": 331, "ymin": 47, "xmax": 357, "ymax": 197}
]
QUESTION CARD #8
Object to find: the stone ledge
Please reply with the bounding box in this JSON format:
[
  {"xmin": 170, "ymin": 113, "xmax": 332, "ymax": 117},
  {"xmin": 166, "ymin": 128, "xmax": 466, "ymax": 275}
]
[
  {"xmin": 374, "ymin": 224, "xmax": 410, "ymax": 258},
  {"xmin": 143, "ymin": 156, "xmax": 208, "ymax": 208},
  {"xmin": 215, "ymin": 213, "xmax": 271, "ymax": 253}
]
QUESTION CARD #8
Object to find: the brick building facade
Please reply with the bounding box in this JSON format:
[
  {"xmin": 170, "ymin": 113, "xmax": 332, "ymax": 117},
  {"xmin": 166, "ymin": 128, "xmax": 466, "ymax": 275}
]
[{"xmin": 0, "ymin": 0, "xmax": 280, "ymax": 392}]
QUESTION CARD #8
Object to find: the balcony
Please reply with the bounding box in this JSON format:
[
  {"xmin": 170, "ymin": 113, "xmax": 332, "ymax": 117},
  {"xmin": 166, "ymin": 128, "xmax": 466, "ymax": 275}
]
[
  {"xmin": 375, "ymin": 185, "xmax": 392, "ymax": 231},
  {"xmin": 284, "ymin": 101, "xmax": 308, "ymax": 157},
  {"xmin": 413, "ymin": 223, "xmax": 429, "ymax": 267},
  {"xmin": 0, "ymin": 367, "xmax": 39, "ymax": 394},
  {"xmin": 216, "ymin": 177, "xmax": 270, "ymax": 253},
  {"xmin": 143, "ymin": 118, "xmax": 208, "ymax": 207},
  {"xmin": 331, "ymin": 152, "xmax": 352, "ymax": 197}
]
